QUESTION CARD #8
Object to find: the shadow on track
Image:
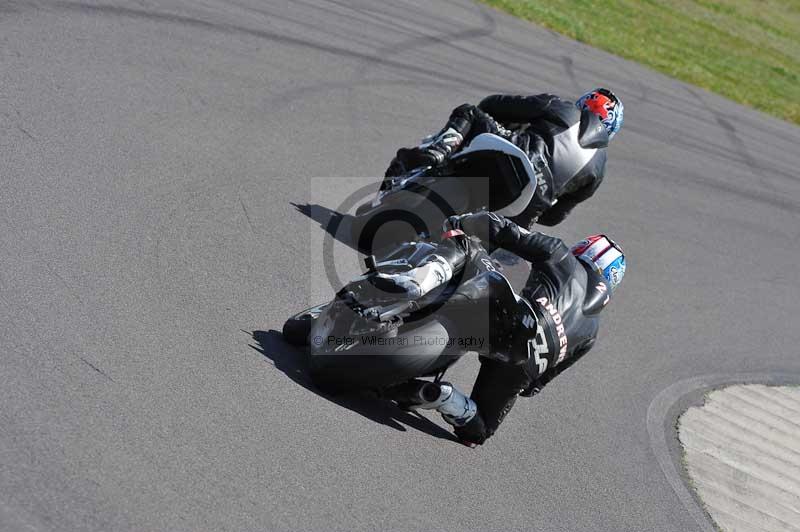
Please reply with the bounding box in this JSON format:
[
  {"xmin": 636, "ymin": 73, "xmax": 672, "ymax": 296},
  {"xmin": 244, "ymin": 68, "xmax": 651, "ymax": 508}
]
[
  {"xmin": 247, "ymin": 329, "xmax": 459, "ymax": 443},
  {"xmin": 292, "ymin": 200, "xmax": 462, "ymax": 258},
  {"xmin": 291, "ymin": 201, "xmax": 426, "ymax": 256},
  {"xmin": 291, "ymin": 202, "xmax": 360, "ymax": 252}
]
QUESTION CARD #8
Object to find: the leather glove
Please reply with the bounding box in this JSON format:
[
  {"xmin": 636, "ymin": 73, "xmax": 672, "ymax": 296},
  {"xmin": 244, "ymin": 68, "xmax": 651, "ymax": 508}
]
[
  {"xmin": 451, "ymin": 211, "xmax": 507, "ymax": 244},
  {"xmin": 443, "ymin": 214, "xmax": 467, "ymax": 233}
]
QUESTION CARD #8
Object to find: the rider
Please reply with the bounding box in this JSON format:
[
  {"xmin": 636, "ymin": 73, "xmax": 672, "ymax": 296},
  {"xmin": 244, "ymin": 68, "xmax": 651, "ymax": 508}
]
[
  {"xmin": 384, "ymin": 89, "xmax": 624, "ymax": 227},
  {"xmin": 380, "ymin": 211, "xmax": 626, "ymax": 446}
]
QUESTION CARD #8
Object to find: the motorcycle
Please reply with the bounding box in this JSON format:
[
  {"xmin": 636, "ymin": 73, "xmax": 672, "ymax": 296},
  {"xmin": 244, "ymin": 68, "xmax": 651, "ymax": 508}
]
[
  {"xmin": 282, "ymin": 232, "xmax": 536, "ymax": 395},
  {"xmin": 349, "ymin": 133, "xmax": 549, "ymax": 254}
]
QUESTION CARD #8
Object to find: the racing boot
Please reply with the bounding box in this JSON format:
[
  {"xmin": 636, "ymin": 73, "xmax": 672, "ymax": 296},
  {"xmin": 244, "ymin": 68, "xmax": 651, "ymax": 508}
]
[
  {"xmin": 381, "ymin": 127, "xmax": 465, "ymax": 189},
  {"xmin": 370, "ymin": 253, "xmax": 453, "ymax": 300},
  {"xmin": 417, "ymin": 126, "xmax": 464, "ymax": 165}
]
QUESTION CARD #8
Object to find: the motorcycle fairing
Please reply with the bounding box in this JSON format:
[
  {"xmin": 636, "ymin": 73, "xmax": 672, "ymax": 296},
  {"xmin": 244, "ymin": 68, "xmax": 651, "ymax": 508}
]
[{"xmin": 450, "ymin": 133, "xmax": 537, "ymax": 217}]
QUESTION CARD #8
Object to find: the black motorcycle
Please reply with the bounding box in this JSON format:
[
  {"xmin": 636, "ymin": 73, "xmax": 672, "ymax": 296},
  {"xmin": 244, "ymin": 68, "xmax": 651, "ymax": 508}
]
[
  {"xmin": 350, "ymin": 133, "xmax": 548, "ymax": 254},
  {"xmin": 282, "ymin": 233, "xmax": 536, "ymax": 395}
]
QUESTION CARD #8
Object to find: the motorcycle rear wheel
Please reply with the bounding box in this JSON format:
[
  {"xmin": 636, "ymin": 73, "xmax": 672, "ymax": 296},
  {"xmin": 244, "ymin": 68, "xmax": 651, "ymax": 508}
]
[{"xmin": 309, "ymin": 315, "xmax": 461, "ymax": 392}]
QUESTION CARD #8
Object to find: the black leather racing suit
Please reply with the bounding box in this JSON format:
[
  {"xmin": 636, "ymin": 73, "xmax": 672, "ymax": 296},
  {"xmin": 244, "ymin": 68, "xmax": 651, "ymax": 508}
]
[
  {"xmin": 421, "ymin": 95, "xmax": 611, "ymax": 227},
  {"xmin": 450, "ymin": 213, "xmax": 612, "ymax": 444}
]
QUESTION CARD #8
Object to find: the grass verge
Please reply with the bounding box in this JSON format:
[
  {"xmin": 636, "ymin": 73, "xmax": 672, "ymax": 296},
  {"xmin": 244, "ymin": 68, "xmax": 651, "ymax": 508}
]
[{"xmin": 480, "ymin": 0, "xmax": 800, "ymax": 125}]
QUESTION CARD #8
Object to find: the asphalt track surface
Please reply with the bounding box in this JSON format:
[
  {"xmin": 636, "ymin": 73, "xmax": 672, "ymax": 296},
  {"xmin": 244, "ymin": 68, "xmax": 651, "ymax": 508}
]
[{"xmin": 2, "ymin": 1, "xmax": 800, "ymax": 531}]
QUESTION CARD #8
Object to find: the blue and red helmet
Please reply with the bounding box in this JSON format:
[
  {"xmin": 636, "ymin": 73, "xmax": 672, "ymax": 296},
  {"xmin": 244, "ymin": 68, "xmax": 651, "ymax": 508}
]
[
  {"xmin": 576, "ymin": 88, "xmax": 624, "ymax": 140},
  {"xmin": 571, "ymin": 235, "xmax": 626, "ymax": 293}
]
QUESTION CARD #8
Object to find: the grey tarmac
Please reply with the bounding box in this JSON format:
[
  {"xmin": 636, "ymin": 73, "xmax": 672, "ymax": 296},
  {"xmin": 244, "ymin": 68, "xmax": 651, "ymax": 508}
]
[{"xmin": 1, "ymin": 1, "xmax": 800, "ymax": 531}]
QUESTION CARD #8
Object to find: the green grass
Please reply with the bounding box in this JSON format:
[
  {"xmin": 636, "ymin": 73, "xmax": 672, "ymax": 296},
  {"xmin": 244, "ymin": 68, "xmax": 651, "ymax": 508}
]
[{"xmin": 480, "ymin": 0, "xmax": 800, "ymax": 125}]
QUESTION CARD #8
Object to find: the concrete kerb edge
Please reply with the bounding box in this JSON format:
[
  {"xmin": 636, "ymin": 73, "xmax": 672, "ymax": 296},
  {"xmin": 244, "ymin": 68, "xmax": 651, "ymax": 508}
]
[{"xmin": 646, "ymin": 372, "xmax": 800, "ymax": 532}]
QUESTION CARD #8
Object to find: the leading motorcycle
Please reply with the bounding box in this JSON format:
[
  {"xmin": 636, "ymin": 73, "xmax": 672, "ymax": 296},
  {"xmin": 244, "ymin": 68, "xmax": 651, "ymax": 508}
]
[{"xmin": 350, "ymin": 133, "xmax": 548, "ymax": 254}]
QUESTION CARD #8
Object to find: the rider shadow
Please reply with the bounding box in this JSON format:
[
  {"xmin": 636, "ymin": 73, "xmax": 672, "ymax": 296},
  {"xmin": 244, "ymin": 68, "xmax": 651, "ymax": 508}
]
[
  {"xmin": 292, "ymin": 201, "xmax": 436, "ymax": 257},
  {"xmin": 291, "ymin": 202, "xmax": 360, "ymax": 252},
  {"xmin": 248, "ymin": 329, "xmax": 459, "ymax": 443}
]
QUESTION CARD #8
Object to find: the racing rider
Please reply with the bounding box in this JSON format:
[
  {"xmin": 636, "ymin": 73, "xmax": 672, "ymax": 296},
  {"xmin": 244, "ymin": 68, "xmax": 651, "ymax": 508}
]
[
  {"xmin": 384, "ymin": 89, "xmax": 624, "ymax": 227},
  {"xmin": 380, "ymin": 211, "xmax": 626, "ymax": 446}
]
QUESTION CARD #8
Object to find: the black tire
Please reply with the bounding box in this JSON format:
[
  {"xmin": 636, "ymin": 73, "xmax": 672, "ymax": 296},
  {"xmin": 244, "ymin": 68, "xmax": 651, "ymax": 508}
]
[
  {"xmin": 282, "ymin": 304, "xmax": 328, "ymax": 346},
  {"xmin": 309, "ymin": 316, "xmax": 462, "ymax": 390},
  {"xmin": 282, "ymin": 316, "xmax": 312, "ymax": 346}
]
